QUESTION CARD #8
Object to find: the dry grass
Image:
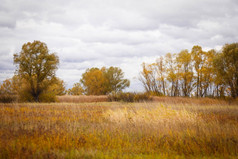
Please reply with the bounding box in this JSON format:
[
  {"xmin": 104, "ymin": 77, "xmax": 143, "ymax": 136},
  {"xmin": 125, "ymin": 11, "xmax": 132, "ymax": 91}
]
[
  {"xmin": 57, "ymin": 95, "xmax": 108, "ymax": 103},
  {"xmin": 152, "ymin": 96, "xmax": 235, "ymax": 105},
  {"xmin": 0, "ymin": 100, "xmax": 238, "ymax": 158},
  {"xmin": 57, "ymin": 95, "xmax": 236, "ymax": 105}
]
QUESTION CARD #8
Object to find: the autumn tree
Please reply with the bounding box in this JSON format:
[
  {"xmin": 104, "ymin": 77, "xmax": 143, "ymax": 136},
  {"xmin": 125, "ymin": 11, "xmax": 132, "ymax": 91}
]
[
  {"xmin": 81, "ymin": 68, "xmax": 107, "ymax": 95},
  {"xmin": 165, "ymin": 53, "xmax": 180, "ymax": 96},
  {"xmin": 213, "ymin": 51, "xmax": 227, "ymax": 98},
  {"xmin": 191, "ymin": 45, "xmax": 204, "ymax": 97},
  {"xmin": 213, "ymin": 43, "xmax": 238, "ymax": 98},
  {"xmin": 81, "ymin": 67, "xmax": 130, "ymax": 95},
  {"xmin": 68, "ymin": 82, "xmax": 84, "ymax": 95},
  {"xmin": 47, "ymin": 77, "xmax": 66, "ymax": 96},
  {"xmin": 139, "ymin": 63, "xmax": 161, "ymax": 95},
  {"xmin": 102, "ymin": 66, "xmax": 130, "ymax": 93},
  {"xmin": 155, "ymin": 56, "xmax": 167, "ymax": 95},
  {"xmin": 0, "ymin": 78, "xmax": 15, "ymax": 95},
  {"xmin": 201, "ymin": 49, "xmax": 216, "ymax": 97},
  {"xmin": 0, "ymin": 77, "xmax": 19, "ymax": 103},
  {"xmin": 14, "ymin": 41, "xmax": 59, "ymax": 102},
  {"xmin": 176, "ymin": 50, "xmax": 194, "ymax": 97}
]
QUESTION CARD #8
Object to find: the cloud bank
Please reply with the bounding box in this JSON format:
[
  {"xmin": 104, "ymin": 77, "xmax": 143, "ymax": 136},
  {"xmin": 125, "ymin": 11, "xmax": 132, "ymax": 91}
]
[{"xmin": 0, "ymin": 0, "xmax": 238, "ymax": 91}]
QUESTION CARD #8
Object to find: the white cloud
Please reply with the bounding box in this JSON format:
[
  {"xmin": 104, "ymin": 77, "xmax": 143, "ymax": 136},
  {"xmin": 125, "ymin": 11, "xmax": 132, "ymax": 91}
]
[{"xmin": 0, "ymin": 0, "xmax": 238, "ymax": 91}]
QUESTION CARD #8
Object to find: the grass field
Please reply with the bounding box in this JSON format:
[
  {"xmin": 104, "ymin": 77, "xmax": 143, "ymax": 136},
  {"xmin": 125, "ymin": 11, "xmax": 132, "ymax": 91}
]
[{"xmin": 0, "ymin": 97, "xmax": 238, "ymax": 158}]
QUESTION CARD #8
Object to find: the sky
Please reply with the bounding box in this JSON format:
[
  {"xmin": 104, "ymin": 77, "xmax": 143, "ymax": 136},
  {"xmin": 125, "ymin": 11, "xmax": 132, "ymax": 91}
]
[{"xmin": 0, "ymin": 0, "xmax": 238, "ymax": 91}]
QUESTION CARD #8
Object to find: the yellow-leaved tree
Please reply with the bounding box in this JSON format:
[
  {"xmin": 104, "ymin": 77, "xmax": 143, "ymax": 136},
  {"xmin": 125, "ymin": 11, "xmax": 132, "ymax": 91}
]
[
  {"xmin": 176, "ymin": 49, "xmax": 194, "ymax": 97},
  {"xmin": 213, "ymin": 43, "xmax": 238, "ymax": 98},
  {"xmin": 67, "ymin": 82, "xmax": 84, "ymax": 95},
  {"xmin": 14, "ymin": 41, "xmax": 59, "ymax": 102},
  {"xmin": 80, "ymin": 67, "xmax": 130, "ymax": 95}
]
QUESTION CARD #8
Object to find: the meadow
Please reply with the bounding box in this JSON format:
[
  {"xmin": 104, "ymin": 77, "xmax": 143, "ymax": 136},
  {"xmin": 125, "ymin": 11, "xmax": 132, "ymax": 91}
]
[{"xmin": 0, "ymin": 97, "xmax": 238, "ymax": 158}]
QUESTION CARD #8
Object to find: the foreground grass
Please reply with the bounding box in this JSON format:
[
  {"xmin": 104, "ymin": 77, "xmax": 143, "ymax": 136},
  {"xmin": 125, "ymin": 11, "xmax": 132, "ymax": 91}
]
[{"xmin": 0, "ymin": 101, "xmax": 238, "ymax": 158}]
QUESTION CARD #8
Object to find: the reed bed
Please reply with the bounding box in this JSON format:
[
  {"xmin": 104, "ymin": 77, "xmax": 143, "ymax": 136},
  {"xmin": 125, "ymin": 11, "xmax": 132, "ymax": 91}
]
[{"xmin": 0, "ymin": 101, "xmax": 237, "ymax": 158}]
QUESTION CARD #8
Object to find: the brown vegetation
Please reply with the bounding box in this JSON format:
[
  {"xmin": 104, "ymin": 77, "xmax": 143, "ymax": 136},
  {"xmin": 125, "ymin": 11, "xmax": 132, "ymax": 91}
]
[
  {"xmin": 152, "ymin": 96, "xmax": 238, "ymax": 105},
  {"xmin": 57, "ymin": 95, "xmax": 108, "ymax": 103},
  {"xmin": 0, "ymin": 99, "xmax": 237, "ymax": 158}
]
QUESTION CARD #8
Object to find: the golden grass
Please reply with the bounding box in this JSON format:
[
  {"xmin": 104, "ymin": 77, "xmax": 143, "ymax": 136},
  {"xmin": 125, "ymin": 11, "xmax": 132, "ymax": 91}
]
[
  {"xmin": 0, "ymin": 100, "xmax": 238, "ymax": 158},
  {"xmin": 57, "ymin": 95, "xmax": 108, "ymax": 103},
  {"xmin": 57, "ymin": 95, "xmax": 237, "ymax": 105},
  {"xmin": 152, "ymin": 96, "xmax": 235, "ymax": 105}
]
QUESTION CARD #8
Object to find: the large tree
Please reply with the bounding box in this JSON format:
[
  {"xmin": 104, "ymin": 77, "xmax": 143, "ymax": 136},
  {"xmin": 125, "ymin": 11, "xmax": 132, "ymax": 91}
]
[
  {"xmin": 214, "ymin": 43, "xmax": 238, "ymax": 98},
  {"xmin": 176, "ymin": 50, "xmax": 194, "ymax": 97},
  {"xmin": 81, "ymin": 68, "xmax": 107, "ymax": 95},
  {"xmin": 139, "ymin": 63, "xmax": 160, "ymax": 95},
  {"xmin": 14, "ymin": 41, "xmax": 59, "ymax": 102},
  {"xmin": 81, "ymin": 67, "xmax": 130, "ymax": 95},
  {"xmin": 102, "ymin": 66, "xmax": 130, "ymax": 93},
  {"xmin": 191, "ymin": 45, "xmax": 204, "ymax": 97}
]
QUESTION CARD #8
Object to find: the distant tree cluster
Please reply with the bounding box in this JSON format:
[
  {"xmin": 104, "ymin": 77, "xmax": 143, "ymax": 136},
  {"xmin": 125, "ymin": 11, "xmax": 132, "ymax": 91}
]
[
  {"xmin": 69, "ymin": 67, "xmax": 130, "ymax": 95},
  {"xmin": 139, "ymin": 43, "xmax": 238, "ymax": 98}
]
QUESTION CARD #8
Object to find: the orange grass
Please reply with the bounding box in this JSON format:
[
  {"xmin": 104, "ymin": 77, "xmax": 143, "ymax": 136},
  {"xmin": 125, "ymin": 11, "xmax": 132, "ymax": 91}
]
[{"xmin": 0, "ymin": 101, "xmax": 238, "ymax": 158}]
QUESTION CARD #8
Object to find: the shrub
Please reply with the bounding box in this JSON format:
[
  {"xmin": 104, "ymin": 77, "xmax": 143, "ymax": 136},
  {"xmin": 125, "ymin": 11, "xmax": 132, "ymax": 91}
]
[
  {"xmin": 108, "ymin": 92, "xmax": 152, "ymax": 102},
  {"xmin": 39, "ymin": 92, "xmax": 57, "ymax": 102},
  {"xmin": 0, "ymin": 94, "xmax": 17, "ymax": 103}
]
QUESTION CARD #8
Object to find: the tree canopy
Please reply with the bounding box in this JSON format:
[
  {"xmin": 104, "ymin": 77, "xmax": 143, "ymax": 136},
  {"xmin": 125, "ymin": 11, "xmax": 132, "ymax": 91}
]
[
  {"xmin": 213, "ymin": 43, "xmax": 238, "ymax": 98},
  {"xmin": 13, "ymin": 40, "xmax": 59, "ymax": 102},
  {"xmin": 79, "ymin": 66, "xmax": 130, "ymax": 95},
  {"xmin": 140, "ymin": 43, "xmax": 238, "ymax": 98},
  {"xmin": 67, "ymin": 82, "xmax": 84, "ymax": 95}
]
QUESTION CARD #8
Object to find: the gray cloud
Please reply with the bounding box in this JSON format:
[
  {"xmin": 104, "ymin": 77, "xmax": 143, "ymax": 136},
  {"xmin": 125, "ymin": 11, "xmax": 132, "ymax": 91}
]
[{"xmin": 0, "ymin": 0, "xmax": 238, "ymax": 91}]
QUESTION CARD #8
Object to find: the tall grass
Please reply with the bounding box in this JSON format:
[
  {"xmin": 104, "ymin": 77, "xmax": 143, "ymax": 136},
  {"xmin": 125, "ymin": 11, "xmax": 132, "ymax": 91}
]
[
  {"xmin": 0, "ymin": 101, "xmax": 237, "ymax": 158},
  {"xmin": 57, "ymin": 95, "xmax": 108, "ymax": 103},
  {"xmin": 108, "ymin": 92, "xmax": 152, "ymax": 102}
]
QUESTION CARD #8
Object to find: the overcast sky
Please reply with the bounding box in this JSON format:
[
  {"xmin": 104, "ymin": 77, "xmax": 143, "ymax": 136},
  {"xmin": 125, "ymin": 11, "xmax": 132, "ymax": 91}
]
[{"xmin": 0, "ymin": 0, "xmax": 238, "ymax": 91}]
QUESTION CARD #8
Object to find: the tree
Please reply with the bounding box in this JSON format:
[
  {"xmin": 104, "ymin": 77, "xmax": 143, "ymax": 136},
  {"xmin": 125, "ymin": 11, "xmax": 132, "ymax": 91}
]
[
  {"xmin": 176, "ymin": 50, "xmax": 194, "ymax": 97},
  {"xmin": 214, "ymin": 43, "xmax": 238, "ymax": 98},
  {"xmin": 156, "ymin": 56, "xmax": 167, "ymax": 95},
  {"xmin": 139, "ymin": 63, "xmax": 161, "ymax": 95},
  {"xmin": 48, "ymin": 77, "xmax": 66, "ymax": 96},
  {"xmin": 0, "ymin": 77, "xmax": 19, "ymax": 103},
  {"xmin": 81, "ymin": 67, "xmax": 130, "ymax": 95},
  {"xmin": 68, "ymin": 82, "xmax": 84, "ymax": 95},
  {"xmin": 165, "ymin": 53, "xmax": 180, "ymax": 96},
  {"xmin": 0, "ymin": 78, "xmax": 15, "ymax": 95},
  {"xmin": 191, "ymin": 45, "xmax": 204, "ymax": 97},
  {"xmin": 81, "ymin": 68, "xmax": 107, "ymax": 95},
  {"xmin": 103, "ymin": 66, "xmax": 130, "ymax": 93},
  {"xmin": 200, "ymin": 49, "xmax": 216, "ymax": 97},
  {"xmin": 13, "ymin": 41, "xmax": 59, "ymax": 102}
]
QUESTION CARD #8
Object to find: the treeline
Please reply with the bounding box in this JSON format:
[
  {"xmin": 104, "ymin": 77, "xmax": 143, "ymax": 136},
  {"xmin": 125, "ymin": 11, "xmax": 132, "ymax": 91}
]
[
  {"xmin": 0, "ymin": 66, "xmax": 130, "ymax": 102},
  {"xmin": 0, "ymin": 40, "xmax": 130, "ymax": 102},
  {"xmin": 139, "ymin": 43, "xmax": 238, "ymax": 98},
  {"xmin": 0, "ymin": 41, "xmax": 237, "ymax": 103}
]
